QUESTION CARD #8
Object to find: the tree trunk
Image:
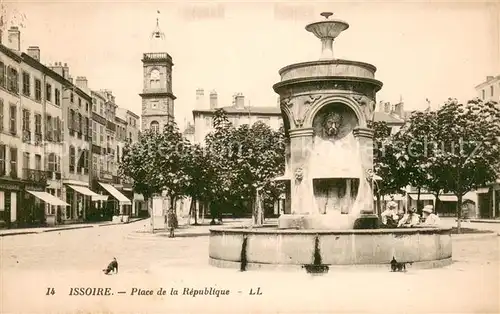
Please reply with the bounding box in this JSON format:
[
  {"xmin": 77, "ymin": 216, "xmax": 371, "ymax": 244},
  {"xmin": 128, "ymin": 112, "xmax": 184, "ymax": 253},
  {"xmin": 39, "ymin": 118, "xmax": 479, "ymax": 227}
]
[
  {"xmin": 167, "ymin": 195, "xmax": 176, "ymax": 238},
  {"xmin": 201, "ymin": 202, "xmax": 205, "ymax": 224},
  {"xmin": 253, "ymin": 190, "xmax": 264, "ymax": 226},
  {"xmin": 194, "ymin": 200, "xmax": 199, "ymax": 225},
  {"xmin": 416, "ymin": 187, "xmax": 421, "ymax": 212},
  {"xmin": 145, "ymin": 197, "xmax": 154, "ymax": 234},
  {"xmin": 435, "ymin": 193, "xmax": 440, "ymax": 216},
  {"xmin": 456, "ymin": 193, "xmax": 463, "ymax": 234}
]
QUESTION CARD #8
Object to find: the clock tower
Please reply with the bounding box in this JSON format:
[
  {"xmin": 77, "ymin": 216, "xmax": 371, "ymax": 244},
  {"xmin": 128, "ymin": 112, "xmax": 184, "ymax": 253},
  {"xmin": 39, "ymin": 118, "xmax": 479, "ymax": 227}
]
[{"xmin": 140, "ymin": 14, "xmax": 176, "ymax": 131}]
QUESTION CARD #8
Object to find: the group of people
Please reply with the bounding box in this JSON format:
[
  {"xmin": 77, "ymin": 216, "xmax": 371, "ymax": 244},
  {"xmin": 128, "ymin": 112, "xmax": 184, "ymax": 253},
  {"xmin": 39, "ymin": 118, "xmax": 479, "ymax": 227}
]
[{"xmin": 380, "ymin": 201, "xmax": 440, "ymax": 228}]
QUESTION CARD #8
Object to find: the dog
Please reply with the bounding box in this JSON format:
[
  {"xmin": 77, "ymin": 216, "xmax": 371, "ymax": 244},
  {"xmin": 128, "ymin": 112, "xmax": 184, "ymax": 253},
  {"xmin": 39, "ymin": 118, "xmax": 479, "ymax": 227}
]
[
  {"xmin": 390, "ymin": 256, "xmax": 412, "ymax": 272},
  {"xmin": 102, "ymin": 257, "xmax": 118, "ymax": 275}
]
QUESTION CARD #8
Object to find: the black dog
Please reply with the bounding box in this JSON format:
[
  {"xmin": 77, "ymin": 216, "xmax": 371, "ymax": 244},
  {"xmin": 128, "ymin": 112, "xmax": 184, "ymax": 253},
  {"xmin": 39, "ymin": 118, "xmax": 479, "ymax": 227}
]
[
  {"xmin": 390, "ymin": 256, "xmax": 412, "ymax": 272},
  {"xmin": 102, "ymin": 257, "xmax": 118, "ymax": 275}
]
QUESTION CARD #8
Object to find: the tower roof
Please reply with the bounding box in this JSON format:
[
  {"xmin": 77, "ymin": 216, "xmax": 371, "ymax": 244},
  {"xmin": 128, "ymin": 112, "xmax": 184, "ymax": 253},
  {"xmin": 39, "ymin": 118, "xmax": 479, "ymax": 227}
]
[{"xmin": 149, "ymin": 10, "xmax": 166, "ymax": 53}]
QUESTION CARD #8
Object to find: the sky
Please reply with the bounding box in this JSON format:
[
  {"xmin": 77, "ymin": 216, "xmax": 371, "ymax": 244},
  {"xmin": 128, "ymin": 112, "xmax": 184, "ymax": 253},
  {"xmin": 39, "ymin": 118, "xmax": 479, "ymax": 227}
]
[{"xmin": 4, "ymin": 0, "xmax": 500, "ymax": 130}]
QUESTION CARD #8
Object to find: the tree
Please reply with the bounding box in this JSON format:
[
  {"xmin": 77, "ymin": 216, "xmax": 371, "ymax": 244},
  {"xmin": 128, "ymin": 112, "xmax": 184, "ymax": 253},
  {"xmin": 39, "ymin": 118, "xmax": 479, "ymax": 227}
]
[
  {"xmin": 156, "ymin": 121, "xmax": 192, "ymax": 237},
  {"xmin": 120, "ymin": 129, "xmax": 165, "ymax": 232},
  {"xmin": 202, "ymin": 109, "xmax": 286, "ymax": 225},
  {"xmin": 371, "ymin": 121, "xmax": 405, "ymax": 216},
  {"xmin": 435, "ymin": 98, "xmax": 500, "ymax": 232}
]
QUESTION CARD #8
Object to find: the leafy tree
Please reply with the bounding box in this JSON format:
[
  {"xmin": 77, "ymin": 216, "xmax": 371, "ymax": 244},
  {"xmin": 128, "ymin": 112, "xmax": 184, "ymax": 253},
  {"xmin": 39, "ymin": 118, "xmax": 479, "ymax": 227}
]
[
  {"xmin": 202, "ymin": 109, "xmax": 286, "ymax": 225},
  {"xmin": 371, "ymin": 121, "xmax": 405, "ymax": 216},
  {"xmin": 435, "ymin": 98, "xmax": 500, "ymax": 232},
  {"xmin": 156, "ymin": 121, "xmax": 192, "ymax": 236},
  {"xmin": 120, "ymin": 129, "xmax": 165, "ymax": 231}
]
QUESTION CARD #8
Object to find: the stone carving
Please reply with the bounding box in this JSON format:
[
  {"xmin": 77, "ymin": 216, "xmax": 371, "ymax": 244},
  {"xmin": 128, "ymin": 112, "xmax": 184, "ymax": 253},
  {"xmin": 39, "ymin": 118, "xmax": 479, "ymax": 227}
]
[
  {"xmin": 294, "ymin": 167, "xmax": 304, "ymax": 182},
  {"xmin": 296, "ymin": 119, "xmax": 304, "ymax": 128},
  {"xmin": 280, "ymin": 97, "xmax": 293, "ymax": 108},
  {"xmin": 323, "ymin": 111, "xmax": 343, "ymax": 138},
  {"xmin": 353, "ymin": 95, "xmax": 376, "ymax": 122}
]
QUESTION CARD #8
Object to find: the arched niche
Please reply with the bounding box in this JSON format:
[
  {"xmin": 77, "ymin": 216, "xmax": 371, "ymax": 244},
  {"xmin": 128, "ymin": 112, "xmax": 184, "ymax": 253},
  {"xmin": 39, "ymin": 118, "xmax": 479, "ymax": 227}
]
[{"xmin": 312, "ymin": 102, "xmax": 359, "ymax": 140}]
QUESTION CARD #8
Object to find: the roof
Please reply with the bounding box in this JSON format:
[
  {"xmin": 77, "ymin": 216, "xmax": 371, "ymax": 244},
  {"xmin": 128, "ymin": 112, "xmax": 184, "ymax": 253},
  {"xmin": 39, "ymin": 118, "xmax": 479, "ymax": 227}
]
[
  {"xmin": 193, "ymin": 105, "xmax": 281, "ymax": 116},
  {"xmin": 475, "ymin": 75, "xmax": 500, "ymax": 89},
  {"xmin": 373, "ymin": 112, "xmax": 405, "ymax": 125}
]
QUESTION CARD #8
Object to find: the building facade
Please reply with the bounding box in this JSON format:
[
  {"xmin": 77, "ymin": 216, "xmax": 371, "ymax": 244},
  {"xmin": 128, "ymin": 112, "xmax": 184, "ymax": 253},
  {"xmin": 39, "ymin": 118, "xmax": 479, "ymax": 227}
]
[
  {"xmin": 192, "ymin": 90, "xmax": 282, "ymax": 144},
  {"xmin": 474, "ymin": 75, "xmax": 500, "ymax": 219},
  {"xmin": 0, "ymin": 27, "xmax": 71, "ymax": 227}
]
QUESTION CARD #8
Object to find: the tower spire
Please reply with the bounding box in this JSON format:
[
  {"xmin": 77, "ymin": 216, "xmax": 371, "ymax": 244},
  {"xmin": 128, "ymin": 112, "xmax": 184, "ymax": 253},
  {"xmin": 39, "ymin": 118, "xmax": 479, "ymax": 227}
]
[{"xmin": 151, "ymin": 10, "xmax": 165, "ymax": 40}]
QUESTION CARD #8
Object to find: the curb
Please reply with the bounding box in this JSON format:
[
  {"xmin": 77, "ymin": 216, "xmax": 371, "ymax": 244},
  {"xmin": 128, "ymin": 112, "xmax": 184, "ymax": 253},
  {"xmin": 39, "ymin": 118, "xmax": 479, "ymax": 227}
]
[
  {"xmin": 0, "ymin": 231, "xmax": 38, "ymax": 237},
  {"xmin": 43, "ymin": 225, "xmax": 94, "ymax": 233},
  {"xmin": 469, "ymin": 219, "xmax": 500, "ymax": 224},
  {"xmin": 129, "ymin": 231, "xmax": 211, "ymax": 239}
]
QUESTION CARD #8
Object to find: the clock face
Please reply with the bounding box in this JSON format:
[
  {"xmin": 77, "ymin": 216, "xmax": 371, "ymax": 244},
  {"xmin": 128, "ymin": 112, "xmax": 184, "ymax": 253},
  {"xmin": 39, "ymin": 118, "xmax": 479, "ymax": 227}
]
[{"xmin": 150, "ymin": 69, "xmax": 160, "ymax": 80}]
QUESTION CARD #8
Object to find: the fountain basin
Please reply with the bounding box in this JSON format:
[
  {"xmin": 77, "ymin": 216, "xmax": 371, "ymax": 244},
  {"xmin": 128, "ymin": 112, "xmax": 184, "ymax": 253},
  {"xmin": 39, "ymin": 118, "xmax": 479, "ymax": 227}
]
[
  {"xmin": 209, "ymin": 226, "xmax": 452, "ymax": 270},
  {"xmin": 278, "ymin": 59, "xmax": 378, "ymax": 82}
]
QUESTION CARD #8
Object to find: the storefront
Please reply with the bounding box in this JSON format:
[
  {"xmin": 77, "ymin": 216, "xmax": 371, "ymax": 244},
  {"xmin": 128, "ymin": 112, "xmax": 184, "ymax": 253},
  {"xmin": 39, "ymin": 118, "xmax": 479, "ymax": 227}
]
[
  {"xmin": 25, "ymin": 190, "xmax": 70, "ymax": 226},
  {"xmin": 65, "ymin": 184, "xmax": 106, "ymax": 222},
  {"xmin": 0, "ymin": 180, "xmax": 23, "ymax": 228},
  {"xmin": 97, "ymin": 182, "xmax": 131, "ymax": 216}
]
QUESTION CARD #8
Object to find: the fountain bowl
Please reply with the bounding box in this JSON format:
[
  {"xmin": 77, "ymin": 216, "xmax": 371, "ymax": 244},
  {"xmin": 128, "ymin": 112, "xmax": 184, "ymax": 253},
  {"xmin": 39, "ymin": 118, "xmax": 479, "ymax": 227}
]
[
  {"xmin": 305, "ymin": 19, "xmax": 349, "ymax": 40},
  {"xmin": 209, "ymin": 225, "xmax": 452, "ymax": 271}
]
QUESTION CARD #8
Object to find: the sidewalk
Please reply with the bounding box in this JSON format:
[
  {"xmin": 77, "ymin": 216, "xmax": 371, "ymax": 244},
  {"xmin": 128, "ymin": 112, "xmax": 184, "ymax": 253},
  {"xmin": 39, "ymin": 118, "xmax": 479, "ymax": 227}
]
[
  {"xmin": 129, "ymin": 218, "xmax": 255, "ymax": 239},
  {"xmin": 0, "ymin": 217, "xmax": 147, "ymax": 237}
]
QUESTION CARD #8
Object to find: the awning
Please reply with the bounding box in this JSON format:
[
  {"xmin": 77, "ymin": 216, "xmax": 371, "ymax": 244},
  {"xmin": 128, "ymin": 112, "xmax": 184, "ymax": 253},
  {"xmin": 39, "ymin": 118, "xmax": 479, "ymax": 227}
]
[
  {"xmin": 475, "ymin": 187, "xmax": 490, "ymax": 194},
  {"xmin": 98, "ymin": 182, "xmax": 131, "ymax": 205},
  {"xmin": 27, "ymin": 191, "xmax": 70, "ymax": 206},
  {"xmin": 134, "ymin": 193, "xmax": 144, "ymax": 201},
  {"xmin": 408, "ymin": 194, "xmax": 435, "ymax": 201},
  {"xmin": 68, "ymin": 185, "xmax": 100, "ymax": 197},
  {"xmin": 438, "ymin": 195, "xmax": 457, "ymax": 202}
]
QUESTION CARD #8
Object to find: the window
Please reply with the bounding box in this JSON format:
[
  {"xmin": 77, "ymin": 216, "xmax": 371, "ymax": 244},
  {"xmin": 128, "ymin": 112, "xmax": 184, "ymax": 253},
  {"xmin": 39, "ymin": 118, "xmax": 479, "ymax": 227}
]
[
  {"xmin": 7, "ymin": 66, "xmax": 18, "ymax": 94},
  {"xmin": 78, "ymin": 98, "xmax": 82, "ymax": 108},
  {"xmin": 46, "ymin": 83, "xmax": 52, "ymax": 102},
  {"xmin": 482, "ymin": 89, "xmax": 486, "ymax": 100},
  {"xmin": 0, "ymin": 99, "xmax": 3, "ymax": 131},
  {"xmin": 83, "ymin": 117, "xmax": 88, "ymax": 135},
  {"xmin": 150, "ymin": 69, "xmax": 160, "ymax": 89},
  {"xmin": 23, "ymin": 152, "xmax": 29, "ymax": 171},
  {"xmin": 93, "ymin": 156, "xmax": 98, "ymax": 172},
  {"xmin": 48, "ymin": 153, "xmax": 57, "ymax": 172},
  {"xmin": 46, "ymin": 115, "xmax": 53, "ymax": 141},
  {"xmin": 69, "ymin": 109, "xmax": 75, "ymax": 130},
  {"xmin": 55, "ymin": 88, "xmax": 61, "ymax": 106},
  {"xmin": 70, "ymin": 92, "xmax": 74, "ymax": 103},
  {"xmin": 34, "ymin": 114, "xmax": 42, "ymax": 135},
  {"xmin": 151, "ymin": 101, "xmax": 158, "ymax": 109},
  {"xmin": 35, "ymin": 154, "xmax": 41, "ymax": 170},
  {"xmin": 35, "ymin": 79, "xmax": 41, "ymax": 101},
  {"xmin": 22, "ymin": 109, "xmax": 30, "ymax": 131},
  {"xmin": 0, "ymin": 145, "xmax": 5, "ymax": 175},
  {"xmin": 22, "ymin": 72, "xmax": 30, "ymax": 96},
  {"xmin": 100, "ymin": 125, "xmax": 104, "ymax": 143},
  {"xmin": 491, "ymin": 85, "xmax": 494, "ymax": 97},
  {"xmin": 9, "ymin": 147, "xmax": 17, "ymax": 178},
  {"xmin": 9, "ymin": 104, "xmax": 16, "ymax": 134},
  {"xmin": 99, "ymin": 101, "xmax": 104, "ymax": 115},
  {"xmin": 0, "ymin": 62, "xmax": 5, "ymax": 88},
  {"xmin": 77, "ymin": 113, "xmax": 82, "ymax": 133},
  {"xmin": 69, "ymin": 146, "xmax": 75, "ymax": 172},
  {"xmin": 150, "ymin": 121, "xmax": 160, "ymax": 132},
  {"xmin": 54, "ymin": 117, "xmax": 61, "ymax": 142},
  {"xmin": 85, "ymin": 102, "xmax": 89, "ymax": 112}
]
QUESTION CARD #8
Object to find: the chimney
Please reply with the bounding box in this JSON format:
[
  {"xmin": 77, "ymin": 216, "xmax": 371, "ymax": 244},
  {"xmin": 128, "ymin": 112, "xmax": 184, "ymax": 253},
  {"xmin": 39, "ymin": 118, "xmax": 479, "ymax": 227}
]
[
  {"xmin": 394, "ymin": 102, "xmax": 404, "ymax": 117},
  {"xmin": 75, "ymin": 76, "xmax": 88, "ymax": 90},
  {"xmin": 196, "ymin": 88, "xmax": 204, "ymax": 108},
  {"xmin": 209, "ymin": 90, "xmax": 218, "ymax": 109},
  {"xmin": 27, "ymin": 46, "xmax": 40, "ymax": 61},
  {"xmin": 49, "ymin": 62, "xmax": 64, "ymax": 77},
  {"xmin": 384, "ymin": 102, "xmax": 391, "ymax": 113},
  {"xmin": 487, "ymin": 76, "xmax": 494, "ymax": 81},
  {"xmin": 7, "ymin": 27, "xmax": 20, "ymax": 51},
  {"xmin": 63, "ymin": 63, "xmax": 69, "ymax": 79},
  {"xmin": 234, "ymin": 93, "xmax": 245, "ymax": 109}
]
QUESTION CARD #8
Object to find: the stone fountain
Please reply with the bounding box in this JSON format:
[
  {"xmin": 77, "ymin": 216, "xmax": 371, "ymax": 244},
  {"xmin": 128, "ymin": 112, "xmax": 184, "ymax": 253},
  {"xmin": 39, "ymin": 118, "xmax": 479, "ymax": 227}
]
[{"xmin": 209, "ymin": 13, "xmax": 452, "ymax": 271}]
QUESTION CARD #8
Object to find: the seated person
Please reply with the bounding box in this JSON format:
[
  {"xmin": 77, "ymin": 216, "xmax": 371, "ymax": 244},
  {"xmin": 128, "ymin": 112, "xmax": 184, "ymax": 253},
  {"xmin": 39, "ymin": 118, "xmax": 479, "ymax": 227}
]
[
  {"xmin": 381, "ymin": 201, "xmax": 399, "ymax": 228},
  {"xmin": 420, "ymin": 205, "xmax": 440, "ymax": 226},
  {"xmin": 397, "ymin": 207, "xmax": 420, "ymax": 228}
]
